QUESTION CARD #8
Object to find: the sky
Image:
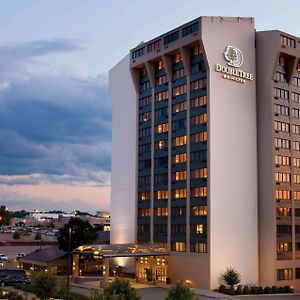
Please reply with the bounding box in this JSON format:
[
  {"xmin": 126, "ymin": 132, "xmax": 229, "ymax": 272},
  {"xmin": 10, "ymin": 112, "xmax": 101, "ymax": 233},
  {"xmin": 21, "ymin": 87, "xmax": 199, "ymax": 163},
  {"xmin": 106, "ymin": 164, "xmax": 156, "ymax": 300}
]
[{"xmin": 0, "ymin": 0, "xmax": 299, "ymax": 213}]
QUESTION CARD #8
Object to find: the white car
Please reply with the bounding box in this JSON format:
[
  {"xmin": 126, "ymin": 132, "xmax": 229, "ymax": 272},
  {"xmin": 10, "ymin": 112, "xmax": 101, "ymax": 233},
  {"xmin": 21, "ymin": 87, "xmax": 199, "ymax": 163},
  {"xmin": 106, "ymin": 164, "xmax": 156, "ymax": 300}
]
[{"xmin": 0, "ymin": 254, "xmax": 8, "ymax": 261}]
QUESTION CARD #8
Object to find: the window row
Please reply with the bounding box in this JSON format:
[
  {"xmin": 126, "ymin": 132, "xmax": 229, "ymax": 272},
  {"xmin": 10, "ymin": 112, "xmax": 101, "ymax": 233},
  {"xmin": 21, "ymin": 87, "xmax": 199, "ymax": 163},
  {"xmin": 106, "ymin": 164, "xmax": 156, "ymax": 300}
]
[
  {"xmin": 171, "ymin": 242, "xmax": 207, "ymax": 253},
  {"xmin": 190, "ymin": 79, "xmax": 206, "ymax": 91},
  {"xmin": 274, "ymin": 138, "xmax": 290, "ymax": 149},
  {"xmin": 155, "ymin": 90, "xmax": 169, "ymax": 102},
  {"xmin": 292, "ymin": 92, "xmax": 300, "ymax": 103},
  {"xmin": 274, "ymin": 104, "xmax": 289, "ymax": 116},
  {"xmin": 274, "ymin": 120, "xmax": 289, "ymax": 133},
  {"xmin": 274, "ymin": 87, "xmax": 289, "ymax": 99}
]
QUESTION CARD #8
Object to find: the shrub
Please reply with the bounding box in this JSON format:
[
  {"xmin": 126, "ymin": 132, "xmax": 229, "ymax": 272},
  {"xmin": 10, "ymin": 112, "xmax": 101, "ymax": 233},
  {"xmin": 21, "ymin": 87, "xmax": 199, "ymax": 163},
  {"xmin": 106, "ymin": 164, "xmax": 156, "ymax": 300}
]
[
  {"xmin": 278, "ymin": 286, "xmax": 285, "ymax": 293},
  {"xmin": 218, "ymin": 285, "xmax": 226, "ymax": 294},
  {"xmin": 284, "ymin": 285, "xmax": 293, "ymax": 293},
  {"xmin": 250, "ymin": 286, "xmax": 257, "ymax": 294},
  {"xmin": 271, "ymin": 285, "xmax": 278, "ymax": 293},
  {"xmin": 235, "ymin": 285, "xmax": 243, "ymax": 295},
  {"xmin": 166, "ymin": 281, "xmax": 196, "ymax": 300},
  {"xmin": 103, "ymin": 278, "xmax": 140, "ymax": 300},
  {"xmin": 226, "ymin": 287, "xmax": 235, "ymax": 295},
  {"xmin": 242, "ymin": 286, "xmax": 250, "ymax": 294},
  {"xmin": 31, "ymin": 272, "xmax": 58, "ymax": 300},
  {"xmin": 257, "ymin": 286, "xmax": 264, "ymax": 294},
  {"xmin": 166, "ymin": 277, "xmax": 171, "ymax": 284},
  {"xmin": 222, "ymin": 267, "xmax": 241, "ymax": 287},
  {"xmin": 264, "ymin": 286, "xmax": 271, "ymax": 294},
  {"xmin": 14, "ymin": 283, "xmax": 34, "ymax": 293}
]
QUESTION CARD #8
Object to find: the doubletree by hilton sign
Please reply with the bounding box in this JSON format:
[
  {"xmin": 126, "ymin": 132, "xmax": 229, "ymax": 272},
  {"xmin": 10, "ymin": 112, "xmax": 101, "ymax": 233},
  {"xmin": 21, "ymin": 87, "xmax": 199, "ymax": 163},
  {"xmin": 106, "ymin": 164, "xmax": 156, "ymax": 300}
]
[{"xmin": 215, "ymin": 46, "xmax": 254, "ymax": 84}]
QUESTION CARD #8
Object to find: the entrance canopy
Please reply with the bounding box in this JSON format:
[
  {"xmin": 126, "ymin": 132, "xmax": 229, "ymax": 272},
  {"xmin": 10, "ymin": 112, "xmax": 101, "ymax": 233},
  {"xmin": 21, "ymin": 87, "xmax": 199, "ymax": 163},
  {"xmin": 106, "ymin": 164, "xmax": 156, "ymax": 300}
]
[{"xmin": 73, "ymin": 243, "xmax": 169, "ymax": 258}]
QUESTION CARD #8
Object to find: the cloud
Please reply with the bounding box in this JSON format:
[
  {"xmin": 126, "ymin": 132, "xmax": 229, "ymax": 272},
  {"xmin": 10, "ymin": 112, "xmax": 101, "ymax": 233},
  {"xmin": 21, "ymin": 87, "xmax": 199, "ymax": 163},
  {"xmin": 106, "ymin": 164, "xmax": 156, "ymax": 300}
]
[{"xmin": 0, "ymin": 39, "xmax": 112, "ymax": 196}]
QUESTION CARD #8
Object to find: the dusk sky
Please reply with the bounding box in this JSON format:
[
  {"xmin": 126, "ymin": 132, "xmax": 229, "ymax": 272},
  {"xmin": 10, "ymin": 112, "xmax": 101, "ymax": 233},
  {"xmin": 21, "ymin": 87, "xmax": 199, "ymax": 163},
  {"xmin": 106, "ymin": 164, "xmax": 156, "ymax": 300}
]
[{"xmin": 0, "ymin": 0, "xmax": 299, "ymax": 213}]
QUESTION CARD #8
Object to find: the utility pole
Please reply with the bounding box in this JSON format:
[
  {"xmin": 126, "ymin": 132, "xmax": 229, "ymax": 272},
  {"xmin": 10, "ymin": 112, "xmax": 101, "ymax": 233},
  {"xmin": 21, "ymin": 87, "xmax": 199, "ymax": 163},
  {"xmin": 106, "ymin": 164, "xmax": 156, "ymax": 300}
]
[{"xmin": 67, "ymin": 228, "xmax": 72, "ymax": 300}]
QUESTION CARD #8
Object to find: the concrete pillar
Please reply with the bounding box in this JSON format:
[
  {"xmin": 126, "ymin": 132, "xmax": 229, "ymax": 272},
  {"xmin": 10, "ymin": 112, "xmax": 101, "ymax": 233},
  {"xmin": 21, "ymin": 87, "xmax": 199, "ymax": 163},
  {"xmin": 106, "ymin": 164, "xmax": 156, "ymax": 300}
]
[{"xmin": 103, "ymin": 258, "xmax": 110, "ymax": 288}]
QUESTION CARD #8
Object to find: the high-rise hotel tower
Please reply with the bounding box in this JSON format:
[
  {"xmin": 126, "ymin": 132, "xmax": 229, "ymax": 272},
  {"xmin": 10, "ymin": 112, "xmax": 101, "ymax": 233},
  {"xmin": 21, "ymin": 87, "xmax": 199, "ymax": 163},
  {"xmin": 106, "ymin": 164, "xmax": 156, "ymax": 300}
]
[{"xmin": 109, "ymin": 16, "xmax": 300, "ymax": 290}]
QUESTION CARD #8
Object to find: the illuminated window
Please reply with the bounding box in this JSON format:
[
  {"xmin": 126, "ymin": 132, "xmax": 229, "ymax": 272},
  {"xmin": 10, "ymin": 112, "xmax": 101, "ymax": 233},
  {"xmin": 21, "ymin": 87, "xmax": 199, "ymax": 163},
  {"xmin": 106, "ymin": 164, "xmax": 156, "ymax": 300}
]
[
  {"xmin": 294, "ymin": 191, "xmax": 300, "ymax": 200},
  {"xmin": 139, "ymin": 192, "xmax": 151, "ymax": 201},
  {"xmin": 196, "ymin": 224, "xmax": 204, "ymax": 234},
  {"xmin": 277, "ymin": 242, "xmax": 290, "ymax": 252},
  {"xmin": 155, "ymin": 60, "xmax": 164, "ymax": 70},
  {"xmin": 274, "ymin": 104, "xmax": 289, "ymax": 116},
  {"xmin": 140, "ymin": 67, "xmax": 147, "ymax": 76},
  {"xmin": 294, "ymin": 141, "xmax": 300, "ymax": 151},
  {"xmin": 194, "ymin": 132, "xmax": 207, "ymax": 143},
  {"xmin": 293, "ymin": 77, "xmax": 300, "ymax": 87},
  {"xmin": 274, "ymin": 71, "xmax": 287, "ymax": 83},
  {"xmin": 276, "ymin": 207, "xmax": 291, "ymax": 217},
  {"xmin": 192, "ymin": 45, "xmax": 201, "ymax": 56},
  {"xmin": 156, "ymin": 123, "xmax": 168, "ymax": 134},
  {"xmin": 139, "ymin": 96, "xmax": 151, "ymax": 107},
  {"xmin": 155, "ymin": 75, "xmax": 167, "ymax": 86},
  {"xmin": 274, "ymin": 172, "xmax": 291, "ymax": 183},
  {"xmin": 172, "ymin": 68, "xmax": 185, "ymax": 80},
  {"xmin": 155, "ymin": 90, "xmax": 169, "ymax": 102},
  {"xmin": 294, "ymin": 174, "xmax": 300, "ymax": 184},
  {"xmin": 192, "ymin": 205, "xmax": 207, "ymax": 216},
  {"xmin": 191, "ymin": 113, "xmax": 207, "ymax": 125},
  {"xmin": 277, "ymin": 268, "xmax": 293, "ymax": 281},
  {"xmin": 173, "ymin": 135, "xmax": 187, "ymax": 147},
  {"xmin": 191, "ymin": 243, "xmax": 207, "ymax": 253},
  {"xmin": 172, "ymin": 101, "xmax": 187, "ymax": 113},
  {"xmin": 172, "ymin": 53, "xmax": 181, "ymax": 63},
  {"xmin": 171, "ymin": 242, "xmax": 185, "ymax": 252},
  {"xmin": 157, "ymin": 140, "xmax": 165, "ymax": 150},
  {"xmin": 274, "ymin": 138, "xmax": 290, "ymax": 149},
  {"xmin": 193, "ymin": 168, "xmax": 207, "ymax": 179},
  {"xmin": 191, "ymin": 79, "xmax": 206, "ymax": 90},
  {"xmin": 278, "ymin": 56, "xmax": 286, "ymax": 67},
  {"xmin": 274, "ymin": 121, "xmax": 289, "ymax": 133},
  {"xmin": 293, "ymin": 157, "xmax": 300, "ymax": 167},
  {"xmin": 139, "ymin": 112, "xmax": 151, "ymax": 123},
  {"xmin": 173, "ymin": 188, "xmax": 187, "ymax": 199},
  {"xmin": 174, "ymin": 171, "xmax": 187, "ymax": 181},
  {"xmin": 292, "ymin": 92, "xmax": 300, "ymax": 103},
  {"xmin": 275, "ymin": 190, "xmax": 291, "ymax": 200},
  {"xmin": 138, "ymin": 208, "xmax": 150, "ymax": 217},
  {"xmin": 193, "ymin": 187, "xmax": 207, "ymax": 197},
  {"xmin": 155, "ymin": 207, "xmax": 168, "ymax": 216},
  {"xmin": 172, "ymin": 84, "xmax": 187, "ymax": 97},
  {"xmin": 156, "ymin": 190, "xmax": 168, "ymax": 200},
  {"xmin": 191, "ymin": 96, "xmax": 207, "ymax": 108},
  {"xmin": 293, "ymin": 124, "xmax": 300, "ymax": 135},
  {"xmin": 173, "ymin": 153, "xmax": 187, "ymax": 164}
]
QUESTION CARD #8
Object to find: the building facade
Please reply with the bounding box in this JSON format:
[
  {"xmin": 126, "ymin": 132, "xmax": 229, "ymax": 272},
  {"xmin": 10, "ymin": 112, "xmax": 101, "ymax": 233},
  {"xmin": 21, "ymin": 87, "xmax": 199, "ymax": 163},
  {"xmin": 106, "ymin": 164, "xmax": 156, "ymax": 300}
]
[
  {"xmin": 257, "ymin": 31, "xmax": 300, "ymax": 288},
  {"xmin": 110, "ymin": 16, "xmax": 259, "ymax": 289}
]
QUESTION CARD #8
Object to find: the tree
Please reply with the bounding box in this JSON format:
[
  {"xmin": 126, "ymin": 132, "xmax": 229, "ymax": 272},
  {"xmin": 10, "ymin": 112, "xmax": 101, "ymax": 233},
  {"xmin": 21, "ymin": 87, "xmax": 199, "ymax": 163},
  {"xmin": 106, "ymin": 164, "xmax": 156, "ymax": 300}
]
[
  {"xmin": 57, "ymin": 218, "xmax": 98, "ymax": 251},
  {"xmin": 31, "ymin": 272, "xmax": 58, "ymax": 300},
  {"xmin": 0, "ymin": 206, "xmax": 11, "ymax": 226},
  {"xmin": 34, "ymin": 232, "xmax": 42, "ymax": 241},
  {"xmin": 13, "ymin": 230, "xmax": 22, "ymax": 240},
  {"xmin": 222, "ymin": 267, "xmax": 241, "ymax": 287},
  {"xmin": 166, "ymin": 281, "xmax": 196, "ymax": 300},
  {"xmin": 102, "ymin": 278, "xmax": 140, "ymax": 300}
]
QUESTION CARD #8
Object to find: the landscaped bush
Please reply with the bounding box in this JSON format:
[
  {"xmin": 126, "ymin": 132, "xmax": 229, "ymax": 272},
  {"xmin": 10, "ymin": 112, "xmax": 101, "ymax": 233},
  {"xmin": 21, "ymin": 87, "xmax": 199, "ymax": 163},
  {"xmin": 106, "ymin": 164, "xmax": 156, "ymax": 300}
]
[
  {"xmin": 242, "ymin": 286, "xmax": 250, "ymax": 294},
  {"xmin": 14, "ymin": 283, "xmax": 34, "ymax": 293},
  {"xmin": 271, "ymin": 285, "xmax": 278, "ymax": 293},
  {"xmin": 218, "ymin": 285, "xmax": 226, "ymax": 293},
  {"xmin": 257, "ymin": 286, "xmax": 264, "ymax": 294},
  {"xmin": 235, "ymin": 285, "xmax": 243, "ymax": 295},
  {"xmin": 250, "ymin": 286, "xmax": 257, "ymax": 294},
  {"xmin": 264, "ymin": 286, "xmax": 271, "ymax": 294},
  {"xmin": 284, "ymin": 285, "xmax": 293, "ymax": 293},
  {"xmin": 278, "ymin": 286, "xmax": 285, "ymax": 293},
  {"xmin": 226, "ymin": 287, "xmax": 235, "ymax": 295}
]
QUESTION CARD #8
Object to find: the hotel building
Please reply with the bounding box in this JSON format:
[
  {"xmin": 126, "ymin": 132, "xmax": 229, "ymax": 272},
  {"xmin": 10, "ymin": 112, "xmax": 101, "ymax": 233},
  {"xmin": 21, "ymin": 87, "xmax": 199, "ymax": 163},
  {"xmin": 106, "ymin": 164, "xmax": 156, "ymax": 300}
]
[{"xmin": 109, "ymin": 16, "xmax": 300, "ymax": 290}]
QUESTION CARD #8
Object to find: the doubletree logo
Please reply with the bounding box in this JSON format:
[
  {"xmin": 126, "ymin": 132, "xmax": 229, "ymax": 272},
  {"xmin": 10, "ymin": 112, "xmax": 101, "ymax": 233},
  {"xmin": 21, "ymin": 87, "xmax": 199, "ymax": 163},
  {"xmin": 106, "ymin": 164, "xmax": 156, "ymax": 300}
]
[{"xmin": 224, "ymin": 46, "xmax": 243, "ymax": 68}]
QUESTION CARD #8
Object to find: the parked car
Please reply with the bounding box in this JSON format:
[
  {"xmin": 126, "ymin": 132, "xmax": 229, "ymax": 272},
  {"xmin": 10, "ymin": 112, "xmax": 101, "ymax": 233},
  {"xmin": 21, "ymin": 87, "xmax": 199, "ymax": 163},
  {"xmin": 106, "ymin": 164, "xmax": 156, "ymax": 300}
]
[
  {"xmin": 0, "ymin": 275, "xmax": 29, "ymax": 286},
  {"xmin": 15, "ymin": 253, "xmax": 26, "ymax": 260},
  {"xmin": 0, "ymin": 269, "xmax": 26, "ymax": 279},
  {"xmin": 0, "ymin": 254, "xmax": 8, "ymax": 261}
]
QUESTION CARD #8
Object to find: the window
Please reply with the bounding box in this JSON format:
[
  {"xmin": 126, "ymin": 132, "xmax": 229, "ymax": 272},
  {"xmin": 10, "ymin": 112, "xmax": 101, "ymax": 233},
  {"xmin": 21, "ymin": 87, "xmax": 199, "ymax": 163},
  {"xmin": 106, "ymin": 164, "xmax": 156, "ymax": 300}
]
[
  {"xmin": 172, "ymin": 207, "xmax": 185, "ymax": 217},
  {"xmin": 294, "ymin": 174, "xmax": 300, "ymax": 183},
  {"xmin": 274, "ymin": 87, "xmax": 289, "ymax": 99},
  {"xmin": 172, "ymin": 68, "xmax": 185, "ymax": 80},
  {"xmin": 139, "ymin": 81, "xmax": 151, "ymax": 92},
  {"xmin": 182, "ymin": 22, "xmax": 199, "ymax": 37},
  {"xmin": 193, "ymin": 187, "xmax": 207, "ymax": 197},
  {"xmin": 275, "ymin": 190, "xmax": 291, "ymax": 200},
  {"xmin": 294, "ymin": 191, "xmax": 300, "ymax": 200},
  {"xmin": 155, "ymin": 90, "xmax": 169, "ymax": 102},
  {"xmin": 155, "ymin": 60, "xmax": 164, "ymax": 70},
  {"xmin": 156, "ymin": 123, "xmax": 168, "ymax": 134},
  {"xmin": 147, "ymin": 40, "xmax": 161, "ymax": 53},
  {"xmin": 293, "ymin": 157, "xmax": 300, "ymax": 167},
  {"xmin": 155, "ymin": 140, "xmax": 165, "ymax": 150},
  {"xmin": 171, "ymin": 224, "xmax": 186, "ymax": 234},
  {"xmin": 274, "ymin": 104, "xmax": 289, "ymax": 116},
  {"xmin": 294, "ymin": 141, "xmax": 300, "ymax": 151},
  {"xmin": 274, "ymin": 138, "xmax": 290, "ymax": 149},
  {"xmin": 139, "ymin": 112, "xmax": 151, "ymax": 123},
  {"xmin": 154, "ymin": 174, "xmax": 168, "ymax": 184},
  {"xmin": 293, "ymin": 108, "xmax": 300, "ymax": 119},
  {"xmin": 275, "ymin": 172, "xmax": 290, "ymax": 183},
  {"xmin": 164, "ymin": 31, "xmax": 179, "ymax": 45},
  {"xmin": 139, "ymin": 127, "xmax": 151, "ymax": 138},
  {"xmin": 192, "ymin": 205, "xmax": 207, "ymax": 216},
  {"xmin": 193, "ymin": 132, "xmax": 207, "ymax": 143},
  {"xmin": 154, "ymin": 224, "xmax": 167, "ymax": 234},
  {"xmin": 138, "ymin": 192, "xmax": 151, "ymax": 201},
  {"xmin": 191, "ymin": 45, "xmax": 201, "ymax": 56},
  {"xmin": 274, "ymin": 120, "xmax": 289, "ymax": 133},
  {"xmin": 192, "ymin": 168, "xmax": 207, "ymax": 179},
  {"xmin": 191, "ymin": 61, "xmax": 205, "ymax": 74},
  {"xmin": 155, "ymin": 107, "xmax": 168, "ymax": 118},
  {"xmin": 138, "ymin": 224, "xmax": 150, "ymax": 234},
  {"xmin": 154, "ymin": 156, "xmax": 168, "ymax": 167},
  {"xmin": 292, "ymin": 92, "xmax": 300, "ymax": 103},
  {"xmin": 276, "ymin": 207, "xmax": 291, "ymax": 217},
  {"xmin": 191, "ymin": 96, "xmax": 207, "ymax": 108},
  {"xmin": 155, "ymin": 75, "xmax": 167, "ymax": 86},
  {"xmin": 173, "ymin": 153, "xmax": 187, "ymax": 164},
  {"xmin": 191, "ymin": 113, "xmax": 207, "ymax": 125},
  {"xmin": 172, "ymin": 119, "xmax": 186, "ymax": 131},
  {"xmin": 278, "ymin": 56, "xmax": 286, "ymax": 67},
  {"xmin": 138, "ymin": 208, "xmax": 150, "ymax": 217},
  {"xmin": 138, "ymin": 175, "xmax": 150, "ymax": 185},
  {"xmin": 293, "ymin": 77, "xmax": 300, "ymax": 87},
  {"xmin": 155, "ymin": 207, "xmax": 168, "ymax": 216},
  {"xmin": 173, "ymin": 135, "xmax": 187, "ymax": 147},
  {"xmin": 190, "ymin": 243, "xmax": 207, "ymax": 253},
  {"xmin": 171, "ymin": 242, "xmax": 185, "ymax": 252},
  {"xmin": 281, "ymin": 35, "xmax": 296, "ymax": 48},
  {"xmin": 174, "ymin": 171, "xmax": 187, "ymax": 181},
  {"xmin": 155, "ymin": 190, "xmax": 168, "ymax": 200},
  {"xmin": 277, "ymin": 268, "xmax": 293, "ymax": 281},
  {"xmin": 274, "ymin": 71, "xmax": 287, "ymax": 83},
  {"xmin": 139, "ymin": 144, "xmax": 151, "ymax": 154},
  {"xmin": 173, "ymin": 188, "xmax": 187, "ymax": 199},
  {"xmin": 172, "ymin": 101, "xmax": 187, "ymax": 113},
  {"xmin": 172, "ymin": 84, "xmax": 187, "ymax": 97},
  {"xmin": 191, "ymin": 79, "xmax": 206, "ymax": 90},
  {"xmin": 277, "ymin": 242, "xmax": 291, "ymax": 252},
  {"xmin": 132, "ymin": 47, "xmax": 145, "ymax": 59},
  {"xmin": 195, "ymin": 224, "xmax": 205, "ymax": 234},
  {"xmin": 190, "ymin": 150, "xmax": 207, "ymax": 162},
  {"xmin": 139, "ymin": 96, "xmax": 151, "ymax": 107},
  {"xmin": 277, "ymin": 225, "xmax": 292, "ymax": 234},
  {"xmin": 293, "ymin": 124, "xmax": 300, "ymax": 135},
  {"xmin": 296, "ymin": 268, "xmax": 300, "ymax": 279},
  {"xmin": 275, "ymin": 155, "xmax": 290, "ymax": 166},
  {"xmin": 172, "ymin": 53, "xmax": 181, "ymax": 63}
]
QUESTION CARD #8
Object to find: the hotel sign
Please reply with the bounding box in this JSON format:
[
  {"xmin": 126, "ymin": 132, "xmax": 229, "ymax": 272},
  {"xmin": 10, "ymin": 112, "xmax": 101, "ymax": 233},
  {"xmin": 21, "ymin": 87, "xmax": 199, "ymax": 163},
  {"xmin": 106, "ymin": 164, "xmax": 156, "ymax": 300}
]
[{"xmin": 215, "ymin": 46, "xmax": 253, "ymax": 83}]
